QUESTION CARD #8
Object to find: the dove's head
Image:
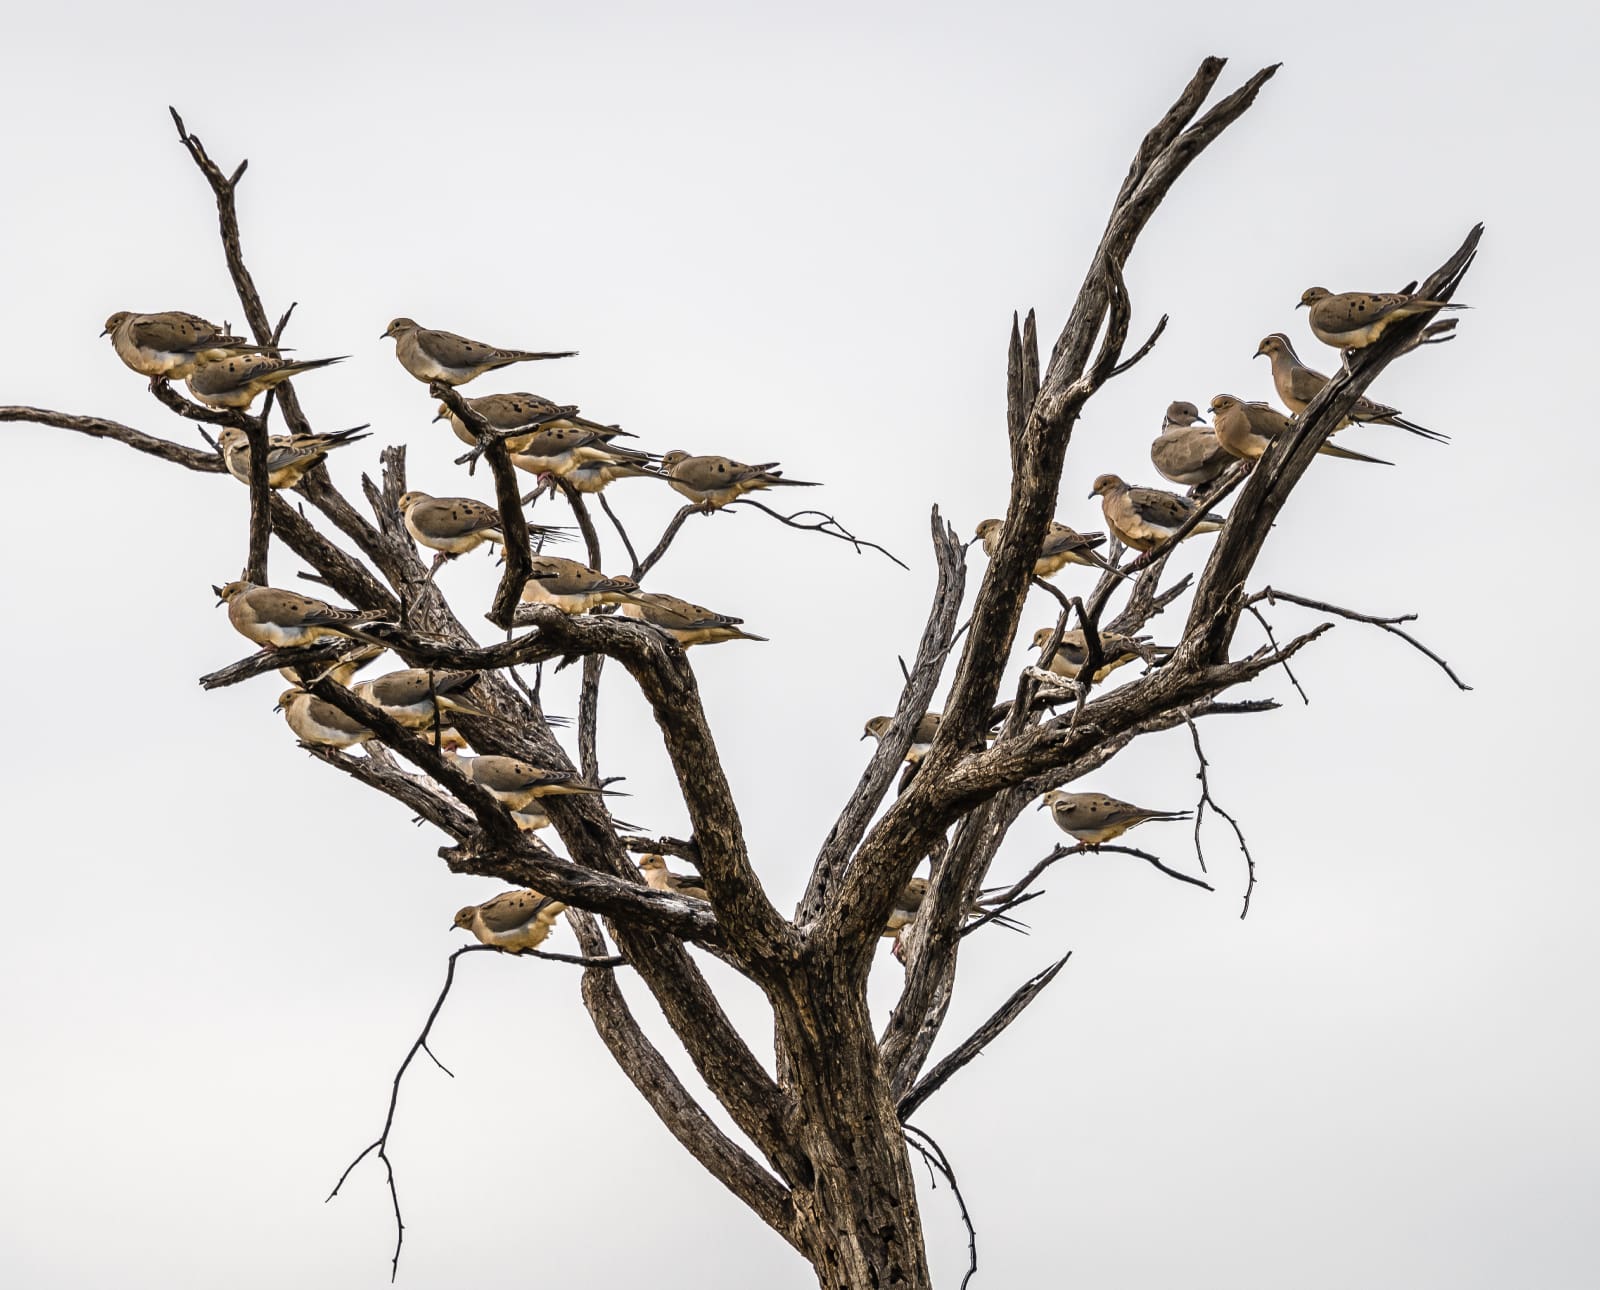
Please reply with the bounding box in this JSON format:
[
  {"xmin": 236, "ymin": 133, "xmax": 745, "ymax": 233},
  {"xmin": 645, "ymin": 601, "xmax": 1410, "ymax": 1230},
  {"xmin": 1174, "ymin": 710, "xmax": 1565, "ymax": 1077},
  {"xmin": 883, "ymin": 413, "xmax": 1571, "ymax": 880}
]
[
  {"xmin": 451, "ymin": 906, "xmax": 478, "ymax": 931},
  {"xmin": 1298, "ymin": 288, "xmax": 1331, "ymax": 310},
  {"xmin": 972, "ymin": 518, "xmax": 1003, "ymax": 545},
  {"xmin": 213, "ymin": 579, "xmax": 253, "ymax": 605},
  {"xmin": 1255, "ymin": 334, "xmax": 1291, "ymax": 360},
  {"xmin": 861, "ymin": 715, "xmax": 893, "ymax": 742},
  {"xmin": 215, "ymin": 426, "xmax": 246, "ymax": 450},
  {"xmin": 1209, "ymin": 394, "xmax": 1242, "ymax": 418},
  {"xmin": 101, "ymin": 311, "xmax": 133, "ymax": 338},
  {"xmin": 432, "ymin": 402, "xmax": 451, "ymax": 423},
  {"xmin": 1164, "ymin": 401, "xmax": 1201, "ymax": 426},
  {"xmin": 382, "ymin": 317, "xmax": 418, "ymax": 340},
  {"xmin": 274, "ymin": 688, "xmax": 304, "ymax": 713},
  {"xmin": 1030, "ymin": 627, "xmax": 1059, "ymax": 651},
  {"xmin": 638, "ymin": 854, "xmax": 667, "ymax": 874},
  {"xmin": 1038, "ymin": 790, "xmax": 1066, "ymax": 812},
  {"xmin": 1089, "ymin": 473, "xmax": 1126, "ymax": 500},
  {"xmin": 396, "ymin": 490, "xmax": 428, "ymax": 513},
  {"xmin": 658, "ymin": 450, "xmax": 690, "ymax": 471}
]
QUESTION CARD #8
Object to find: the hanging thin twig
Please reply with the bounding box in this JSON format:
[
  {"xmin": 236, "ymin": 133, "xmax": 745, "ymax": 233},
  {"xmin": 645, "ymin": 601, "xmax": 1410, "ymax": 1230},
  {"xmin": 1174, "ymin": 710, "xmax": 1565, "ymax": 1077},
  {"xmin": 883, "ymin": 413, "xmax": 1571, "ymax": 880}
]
[
  {"xmin": 903, "ymin": 1124, "xmax": 979, "ymax": 1290},
  {"xmin": 1185, "ymin": 718, "xmax": 1257, "ymax": 917}
]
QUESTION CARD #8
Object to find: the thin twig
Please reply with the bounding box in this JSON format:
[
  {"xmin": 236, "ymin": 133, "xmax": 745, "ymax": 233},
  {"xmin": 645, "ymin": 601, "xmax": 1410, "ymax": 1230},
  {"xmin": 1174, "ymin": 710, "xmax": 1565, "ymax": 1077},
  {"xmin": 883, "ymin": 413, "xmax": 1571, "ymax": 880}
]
[
  {"xmin": 598, "ymin": 491, "xmax": 641, "ymax": 573},
  {"xmin": 634, "ymin": 503, "xmax": 699, "ymax": 582},
  {"xmin": 1245, "ymin": 604, "xmax": 1308, "ymax": 705},
  {"xmin": 1185, "ymin": 718, "xmax": 1256, "ymax": 918},
  {"xmin": 327, "ymin": 940, "xmax": 626, "ymax": 1280},
  {"xmin": 730, "ymin": 498, "xmax": 909, "ymax": 570},
  {"xmin": 903, "ymin": 1125, "xmax": 979, "ymax": 1290},
  {"xmin": 1253, "ymin": 586, "xmax": 1471, "ymax": 691}
]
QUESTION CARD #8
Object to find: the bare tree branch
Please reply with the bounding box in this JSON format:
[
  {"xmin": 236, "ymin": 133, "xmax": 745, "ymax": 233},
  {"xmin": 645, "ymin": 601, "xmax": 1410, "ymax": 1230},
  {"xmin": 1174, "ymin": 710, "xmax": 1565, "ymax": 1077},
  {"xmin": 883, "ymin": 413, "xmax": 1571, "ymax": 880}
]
[
  {"xmin": 1250, "ymin": 586, "xmax": 1471, "ymax": 691},
  {"xmin": 897, "ymin": 953, "xmax": 1072, "ymax": 1120}
]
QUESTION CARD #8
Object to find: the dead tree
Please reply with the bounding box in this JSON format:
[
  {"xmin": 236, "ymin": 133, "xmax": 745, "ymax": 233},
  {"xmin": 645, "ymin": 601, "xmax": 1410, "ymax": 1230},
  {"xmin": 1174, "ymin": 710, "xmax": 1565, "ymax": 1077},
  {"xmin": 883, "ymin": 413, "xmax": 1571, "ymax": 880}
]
[{"xmin": 0, "ymin": 57, "xmax": 1477, "ymax": 1289}]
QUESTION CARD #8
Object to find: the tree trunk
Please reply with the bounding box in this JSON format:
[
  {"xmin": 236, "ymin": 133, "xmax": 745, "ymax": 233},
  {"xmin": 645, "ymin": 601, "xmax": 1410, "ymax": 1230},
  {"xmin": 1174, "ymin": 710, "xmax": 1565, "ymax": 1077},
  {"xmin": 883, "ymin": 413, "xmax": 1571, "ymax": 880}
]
[{"xmin": 774, "ymin": 959, "xmax": 930, "ymax": 1289}]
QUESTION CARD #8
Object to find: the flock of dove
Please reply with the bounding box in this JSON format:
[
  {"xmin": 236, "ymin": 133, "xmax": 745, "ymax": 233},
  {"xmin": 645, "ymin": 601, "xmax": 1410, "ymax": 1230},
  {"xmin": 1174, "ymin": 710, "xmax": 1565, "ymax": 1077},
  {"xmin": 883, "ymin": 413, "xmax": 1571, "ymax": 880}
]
[{"xmin": 101, "ymin": 282, "xmax": 1462, "ymax": 958}]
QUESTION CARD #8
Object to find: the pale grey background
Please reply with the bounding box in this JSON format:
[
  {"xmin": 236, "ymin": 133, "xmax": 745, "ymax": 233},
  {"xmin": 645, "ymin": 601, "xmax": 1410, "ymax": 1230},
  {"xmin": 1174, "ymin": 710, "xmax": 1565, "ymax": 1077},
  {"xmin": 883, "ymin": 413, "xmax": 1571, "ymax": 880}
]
[{"xmin": 1, "ymin": 2, "xmax": 1595, "ymax": 1287}]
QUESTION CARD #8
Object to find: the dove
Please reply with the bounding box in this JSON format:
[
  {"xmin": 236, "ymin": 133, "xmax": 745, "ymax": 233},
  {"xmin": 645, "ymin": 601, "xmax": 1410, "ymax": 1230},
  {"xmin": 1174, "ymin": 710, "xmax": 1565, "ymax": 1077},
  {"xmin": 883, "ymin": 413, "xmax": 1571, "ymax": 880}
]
[
  {"xmin": 1038, "ymin": 790, "xmax": 1192, "ymax": 845},
  {"xmin": 1298, "ymin": 288, "xmax": 1466, "ymax": 353},
  {"xmin": 452, "ymin": 889, "xmax": 568, "ymax": 953},
  {"xmin": 397, "ymin": 490, "xmax": 566, "ymax": 558},
  {"xmin": 354, "ymin": 669, "xmax": 489, "ymax": 729},
  {"xmin": 861, "ymin": 713, "xmax": 941, "ymax": 762},
  {"xmin": 638, "ymin": 854, "xmax": 708, "ymax": 901},
  {"xmin": 434, "ymin": 392, "xmax": 631, "ymax": 453},
  {"xmin": 217, "ymin": 425, "xmax": 370, "ymax": 488},
  {"xmin": 1208, "ymin": 394, "xmax": 1391, "ymax": 466},
  {"xmin": 101, "ymin": 310, "xmax": 276, "ymax": 380},
  {"xmin": 276, "ymin": 687, "xmax": 375, "ymax": 748},
  {"xmin": 554, "ymin": 453, "xmax": 663, "ymax": 494},
  {"xmin": 1150, "ymin": 399, "xmax": 1231, "ymax": 489},
  {"xmin": 1254, "ymin": 334, "xmax": 1447, "ymax": 442},
  {"xmin": 1029, "ymin": 628, "xmax": 1153, "ymax": 683},
  {"xmin": 973, "ymin": 518, "xmax": 1113, "ymax": 576},
  {"xmin": 884, "ymin": 876, "xmax": 1027, "ymax": 962},
  {"xmin": 1089, "ymin": 474, "xmax": 1225, "ymax": 552},
  {"xmin": 450, "ymin": 753, "xmax": 609, "ymax": 810},
  {"xmin": 618, "ymin": 592, "xmax": 767, "ymax": 645},
  {"xmin": 276, "ymin": 642, "xmax": 384, "ymax": 689},
  {"xmin": 519, "ymin": 555, "xmax": 640, "ymax": 614},
  {"xmin": 658, "ymin": 451, "xmax": 819, "ymax": 510},
  {"xmin": 383, "ymin": 318, "xmax": 575, "ymax": 386},
  {"xmin": 184, "ymin": 353, "xmax": 346, "ymax": 410},
  {"xmin": 214, "ymin": 581, "xmax": 387, "ymax": 649}
]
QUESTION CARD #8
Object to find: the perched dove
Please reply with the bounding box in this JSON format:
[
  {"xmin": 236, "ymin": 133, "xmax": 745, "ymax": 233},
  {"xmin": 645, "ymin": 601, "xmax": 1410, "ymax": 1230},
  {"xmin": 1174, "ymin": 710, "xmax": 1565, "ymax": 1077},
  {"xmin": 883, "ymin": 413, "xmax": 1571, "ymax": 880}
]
[
  {"xmin": 862, "ymin": 713, "xmax": 941, "ymax": 762},
  {"xmin": 1039, "ymin": 790, "xmax": 1192, "ymax": 845},
  {"xmin": 884, "ymin": 877, "xmax": 931, "ymax": 936},
  {"xmin": 1089, "ymin": 474, "xmax": 1225, "ymax": 552},
  {"xmin": 1209, "ymin": 394, "xmax": 1391, "ymax": 466},
  {"xmin": 434, "ymin": 392, "xmax": 630, "ymax": 453},
  {"xmin": 214, "ymin": 581, "xmax": 386, "ymax": 649},
  {"xmin": 509, "ymin": 803, "xmax": 552, "ymax": 832},
  {"xmin": 619, "ymin": 591, "xmax": 767, "ymax": 645},
  {"xmin": 1150, "ymin": 399, "xmax": 1231, "ymax": 489},
  {"xmin": 973, "ymin": 518, "xmax": 1113, "ymax": 576},
  {"xmin": 556, "ymin": 453, "xmax": 662, "ymax": 494},
  {"xmin": 451, "ymin": 753, "xmax": 608, "ymax": 810},
  {"xmin": 397, "ymin": 490, "xmax": 565, "ymax": 557},
  {"xmin": 884, "ymin": 876, "xmax": 1025, "ymax": 961},
  {"xmin": 1298, "ymin": 288, "xmax": 1466, "ymax": 352},
  {"xmin": 382, "ymin": 318, "xmax": 575, "ymax": 386},
  {"xmin": 1029, "ymin": 627, "xmax": 1153, "ymax": 683},
  {"xmin": 217, "ymin": 425, "xmax": 370, "ymax": 488},
  {"xmin": 638, "ymin": 854, "xmax": 708, "ymax": 901},
  {"xmin": 354, "ymin": 669, "xmax": 488, "ymax": 729},
  {"xmin": 452, "ymin": 889, "xmax": 568, "ymax": 952},
  {"xmin": 1254, "ymin": 334, "xmax": 1447, "ymax": 442},
  {"xmin": 277, "ymin": 687, "xmax": 374, "ymax": 748},
  {"xmin": 276, "ymin": 642, "xmax": 384, "ymax": 689},
  {"xmin": 520, "ymin": 555, "xmax": 639, "ymax": 614},
  {"xmin": 658, "ymin": 451, "xmax": 819, "ymax": 510},
  {"xmin": 102, "ymin": 310, "xmax": 275, "ymax": 380},
  {"xmin": 185, "ymin": 353, "xmax": 346, "ymax": 410}
]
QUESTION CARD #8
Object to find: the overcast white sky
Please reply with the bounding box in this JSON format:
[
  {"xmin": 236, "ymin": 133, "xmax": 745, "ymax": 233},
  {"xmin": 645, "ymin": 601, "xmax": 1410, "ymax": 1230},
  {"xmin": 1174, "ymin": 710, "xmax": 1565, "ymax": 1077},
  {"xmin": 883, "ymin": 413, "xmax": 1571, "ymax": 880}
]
[{"xmin": 2, "ymin": 3, "xmax": 1596, "ymax": 1287}]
